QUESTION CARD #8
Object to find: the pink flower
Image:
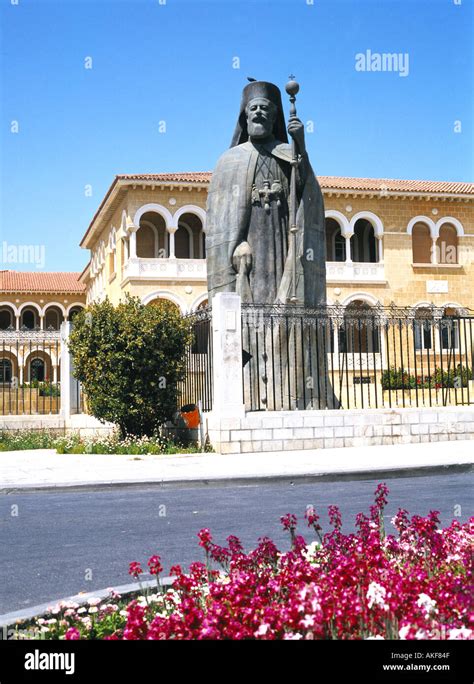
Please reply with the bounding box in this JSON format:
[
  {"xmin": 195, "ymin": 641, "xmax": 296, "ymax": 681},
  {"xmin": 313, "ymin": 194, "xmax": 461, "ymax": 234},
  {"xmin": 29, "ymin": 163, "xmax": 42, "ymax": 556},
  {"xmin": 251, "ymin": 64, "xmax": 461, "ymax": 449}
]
[{"xmin": 65, "ymin": 627, "xmax": 80, "ymax": 640}]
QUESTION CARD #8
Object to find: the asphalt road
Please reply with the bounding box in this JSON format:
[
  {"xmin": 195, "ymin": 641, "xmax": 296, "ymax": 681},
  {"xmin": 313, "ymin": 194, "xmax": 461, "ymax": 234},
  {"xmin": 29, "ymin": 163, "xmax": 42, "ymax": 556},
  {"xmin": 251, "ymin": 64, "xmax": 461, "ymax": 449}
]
[{"xmin": 0, "ymin": 472, "xmax": 472, "ymax": 615}]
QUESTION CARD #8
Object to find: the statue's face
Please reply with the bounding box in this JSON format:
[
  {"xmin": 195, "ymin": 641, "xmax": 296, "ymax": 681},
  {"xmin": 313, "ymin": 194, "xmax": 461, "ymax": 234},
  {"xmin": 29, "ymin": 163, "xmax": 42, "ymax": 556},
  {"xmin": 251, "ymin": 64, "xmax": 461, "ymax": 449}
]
[{"xmin": 246, "ymin": 98, "xmax": 276, "ymax": 139}]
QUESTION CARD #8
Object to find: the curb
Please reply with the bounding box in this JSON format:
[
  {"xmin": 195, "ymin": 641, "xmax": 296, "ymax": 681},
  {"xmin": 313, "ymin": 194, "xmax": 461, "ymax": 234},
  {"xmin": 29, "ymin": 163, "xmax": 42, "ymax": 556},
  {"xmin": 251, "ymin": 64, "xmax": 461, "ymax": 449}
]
[
  {"xmin": 0, "ymin": 577, "xmax": 175, "ymax": 633},
  {"xmin": 0, "ymin": 462, "xmax": 472, "ymax": 494}
]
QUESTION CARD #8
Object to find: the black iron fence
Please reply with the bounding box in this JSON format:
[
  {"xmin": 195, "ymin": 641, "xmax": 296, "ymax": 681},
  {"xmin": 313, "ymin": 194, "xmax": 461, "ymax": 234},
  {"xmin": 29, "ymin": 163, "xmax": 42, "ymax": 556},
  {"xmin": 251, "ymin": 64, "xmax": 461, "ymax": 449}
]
[
  {"xmin": 241, "ymin": 304, "xmax": 474, "ymax": 411},
  {"xmin": 178, "ymin": 306, "xmax": 213, "ymax": 412},
  {"xmin": 0, "ymin": 330, "xmax": 62, "ymax": 415}
]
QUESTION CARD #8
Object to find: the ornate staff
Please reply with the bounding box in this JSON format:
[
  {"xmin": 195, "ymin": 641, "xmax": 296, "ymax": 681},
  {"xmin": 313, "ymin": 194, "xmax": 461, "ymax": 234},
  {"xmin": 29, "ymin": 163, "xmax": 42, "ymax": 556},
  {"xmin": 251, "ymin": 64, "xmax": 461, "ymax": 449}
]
[{"xmin": 285, "ymin": 75, "xmax": 300, "ymax": 303}]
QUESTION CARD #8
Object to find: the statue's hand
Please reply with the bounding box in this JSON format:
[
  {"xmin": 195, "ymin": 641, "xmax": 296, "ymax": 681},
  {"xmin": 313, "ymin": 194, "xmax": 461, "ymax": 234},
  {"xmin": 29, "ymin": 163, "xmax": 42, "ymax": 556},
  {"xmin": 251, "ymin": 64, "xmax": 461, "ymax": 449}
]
[
  {"xmin": 232, "ymin": 242, "xmax": 252, "ymax": 275},
  {"xmin": 287, "ymin": 116, "xmax": 306, "ymax": 153}
]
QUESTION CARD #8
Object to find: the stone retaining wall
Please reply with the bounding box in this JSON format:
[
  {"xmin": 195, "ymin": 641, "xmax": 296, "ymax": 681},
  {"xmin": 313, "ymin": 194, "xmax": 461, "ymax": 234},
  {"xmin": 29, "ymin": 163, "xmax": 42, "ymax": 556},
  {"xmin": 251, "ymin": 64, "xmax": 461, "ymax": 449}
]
[{"xmin": 205, "ymin": 406, "xmax": 474, "ymax": 454}]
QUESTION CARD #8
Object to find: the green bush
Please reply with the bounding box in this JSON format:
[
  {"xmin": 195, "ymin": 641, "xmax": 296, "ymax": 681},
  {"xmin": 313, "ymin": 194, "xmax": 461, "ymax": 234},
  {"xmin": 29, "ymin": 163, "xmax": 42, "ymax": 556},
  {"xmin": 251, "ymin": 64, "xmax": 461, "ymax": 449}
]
[
  {"xmin": 68, "ymin": 295, "xmax": 193, "ymax": 437},
  {"xmin": 381, "ymin": 367, "xmax": 416, "ymax": 390},
  {"xmin": 381, "ymin": 365, "xmax": 472, "ymax": 390}
]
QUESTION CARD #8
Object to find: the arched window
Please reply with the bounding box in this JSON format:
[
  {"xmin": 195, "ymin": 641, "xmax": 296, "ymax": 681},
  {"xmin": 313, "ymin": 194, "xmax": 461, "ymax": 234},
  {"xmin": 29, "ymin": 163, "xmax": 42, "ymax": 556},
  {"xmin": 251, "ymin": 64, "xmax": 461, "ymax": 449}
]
[
  {"xmin": 0, "ymin": 307, "xmax": 14, "ymax": 330},
  {"xmin": 437, "ymin": 225, "xmax": 458, "ymax": 265},
  {"xmin": 178, "ymin": 213, "xmax": 205, "ymax": 259},
  {"xmin": 351, "ymin": 219, "xmax": 377, "ymax": 263},
  {"xmin": 339, "ymin": 300, "xmax": 380, "ymax": 353},
  {"xmin": 441, "ymin": 308, "xmax": 459, "ymax": 351},
  {"xmin": 146, "ymin": 298, "xmax": 180, "ymax": 313},
  {"xmin": 30, "ymin": 358, "xmax": 45, "ymax": 382},
  {"xmin": 0, "ymin": 358, "xmax": 12, "ymax": 383},
  {"xmin": 325, "ymin": 218, "xmax": 346, "ymax": 262},
  {"xmin": 44, "ymin": 306, "xmax": 63, "ymax": 330},
  {"xmin": 68, "ymin": 306, "xmax": 84, "ymax": 322},
  {"xmin": 21, "ymin": 309, "xmax": 37, "ymax": 330},
  {"xmin": 412, "ymin": 224, "xmax": 432, "ymax": 264},
  {"xmin": 137, "ymin": 212, "xmax": 167, "ymax": 258},
  {"xmin": 414, "ymin": 308, "xmax": 433, "ymax": 351},
  {"xmin": 137, "ymin": 223, "xmax": 156, "ymax": 258},
  {"xmin": 174, "ymin": 224, "xmax": 192, "ymax": 259}
]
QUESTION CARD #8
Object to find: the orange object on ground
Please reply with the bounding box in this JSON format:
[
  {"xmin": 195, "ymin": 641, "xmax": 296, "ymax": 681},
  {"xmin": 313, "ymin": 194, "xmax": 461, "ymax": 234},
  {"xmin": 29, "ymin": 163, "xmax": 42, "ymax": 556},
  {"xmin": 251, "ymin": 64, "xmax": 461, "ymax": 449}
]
[{"xmin": 180, "ymin": 404, "xmax": 200, "ymax": 428}]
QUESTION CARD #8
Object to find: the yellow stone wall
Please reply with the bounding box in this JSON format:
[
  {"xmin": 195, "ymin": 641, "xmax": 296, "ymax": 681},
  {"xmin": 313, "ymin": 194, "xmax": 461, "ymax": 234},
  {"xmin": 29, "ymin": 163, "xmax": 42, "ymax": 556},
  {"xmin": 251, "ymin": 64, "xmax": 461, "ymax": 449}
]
[{"xmin": 84, "ymin": 182, "xmax": 474, "ymax": 313}]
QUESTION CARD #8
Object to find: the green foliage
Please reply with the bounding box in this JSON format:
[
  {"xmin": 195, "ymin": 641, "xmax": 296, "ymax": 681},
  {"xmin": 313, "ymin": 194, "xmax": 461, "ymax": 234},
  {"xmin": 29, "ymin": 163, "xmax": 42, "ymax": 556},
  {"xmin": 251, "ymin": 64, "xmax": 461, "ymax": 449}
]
[
  {"xmin": 381, "ymin": 365, "xmax": 471, "ymax": 390},
  {"xmin": 0, "ymin": 430, "xmax": 58, "ymax": 451},
  {"xmin": 68, "ymin": 295, "xmax": 193, "ymax": 437},
  {"xmin": 381, "ymin": 367, "xmax": 416, "ymax": 390},
  {"xmin": 0, "ymin": 429, "xmax": 207, "ymax": 454}
]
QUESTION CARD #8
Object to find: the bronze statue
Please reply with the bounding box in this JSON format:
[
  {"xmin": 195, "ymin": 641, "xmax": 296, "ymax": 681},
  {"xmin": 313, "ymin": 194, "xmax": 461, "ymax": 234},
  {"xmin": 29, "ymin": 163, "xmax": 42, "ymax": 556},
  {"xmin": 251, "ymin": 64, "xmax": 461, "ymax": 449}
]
[{"xmin": 206, "ymin": 78, "xmax": 327, "ymax": 308}]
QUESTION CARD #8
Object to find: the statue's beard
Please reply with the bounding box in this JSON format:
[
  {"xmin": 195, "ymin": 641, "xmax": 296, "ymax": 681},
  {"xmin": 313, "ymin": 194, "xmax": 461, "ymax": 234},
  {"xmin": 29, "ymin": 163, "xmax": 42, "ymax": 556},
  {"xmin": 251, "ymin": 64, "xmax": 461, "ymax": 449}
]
[{"xmin": 247, "ymin": 121, "xmax": 273, "ymax": 139}]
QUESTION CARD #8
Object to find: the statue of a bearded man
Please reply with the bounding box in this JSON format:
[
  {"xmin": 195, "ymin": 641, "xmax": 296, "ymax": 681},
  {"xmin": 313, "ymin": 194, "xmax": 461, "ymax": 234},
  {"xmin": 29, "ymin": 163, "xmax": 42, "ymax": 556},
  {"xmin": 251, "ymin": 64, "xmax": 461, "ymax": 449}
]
[{"xmin": 205, "ymin": 79, "xmax": 327, "ymax": 307}]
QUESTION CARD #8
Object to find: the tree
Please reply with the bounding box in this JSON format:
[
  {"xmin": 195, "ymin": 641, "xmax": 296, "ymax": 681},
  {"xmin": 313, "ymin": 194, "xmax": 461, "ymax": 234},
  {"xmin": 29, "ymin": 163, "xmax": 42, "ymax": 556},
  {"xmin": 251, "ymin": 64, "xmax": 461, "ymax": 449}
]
[{"xmin": 68, "ymin": 295, "xmax": 193, "ymax": 437}]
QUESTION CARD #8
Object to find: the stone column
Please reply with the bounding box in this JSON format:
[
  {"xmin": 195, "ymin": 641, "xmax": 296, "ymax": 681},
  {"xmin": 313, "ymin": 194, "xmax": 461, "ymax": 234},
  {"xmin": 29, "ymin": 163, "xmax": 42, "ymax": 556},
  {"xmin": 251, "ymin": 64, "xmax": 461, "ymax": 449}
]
[
  {"xmin": 344, "ymin": 233, "xmax": 353, "ymax": 263},
  {"xmin": 60, "ymin": 321, "xmax": 80, "ymax": 417},
  {"xmin": 19, "ymin": 365, "xmax": 24, "ymax": 386},
  {"xmin": 167, "ymin": 226, "xmax": 177, "ymax": 259},
  {"xmin": 53, "ymin": 365, "xmax": 58, "ymax": 383},
  {"xmin": 129, "ymin": 226, "xmax": 138, "ymax": 259},
  {"xmin": 431, "ymin": 237, "xmax": 438, "ymax": 265},
  {"xmin": 15, "ymin": 315, "xmax": 20, "ymax": 330},
  {"xmin": 39, "ymin": 315, "xmax": 44, "ymax": 330},
  {"xmin": 211, "ymin": 293, "xmax": 245, "ymax": 418},
  {"xmin": 376, "ymin": 234, "xmax": 384, "ymax": 262}
]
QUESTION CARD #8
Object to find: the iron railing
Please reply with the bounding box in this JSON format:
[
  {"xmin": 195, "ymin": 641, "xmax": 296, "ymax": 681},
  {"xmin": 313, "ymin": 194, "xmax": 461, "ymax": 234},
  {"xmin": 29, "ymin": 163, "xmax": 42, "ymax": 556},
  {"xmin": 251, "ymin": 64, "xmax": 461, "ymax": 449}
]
[
  {"xmin": 0, "ymin": 329, "xmax": 62, "ymax": 415},
  {"xmin": 241, "ymin": 304, "xmax": 474, "ymax": 411},
  {"xmin": 178, "ymin": 305, "xmax": 213, "ymax": 412}
]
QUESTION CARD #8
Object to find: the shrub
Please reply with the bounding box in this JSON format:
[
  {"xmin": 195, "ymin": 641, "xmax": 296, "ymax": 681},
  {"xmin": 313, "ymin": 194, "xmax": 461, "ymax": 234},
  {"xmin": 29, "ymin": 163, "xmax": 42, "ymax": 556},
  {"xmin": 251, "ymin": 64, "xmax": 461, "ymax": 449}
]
[{"xmin": 68, "ymin": 295, "xmax": 193, "ymax": 437}]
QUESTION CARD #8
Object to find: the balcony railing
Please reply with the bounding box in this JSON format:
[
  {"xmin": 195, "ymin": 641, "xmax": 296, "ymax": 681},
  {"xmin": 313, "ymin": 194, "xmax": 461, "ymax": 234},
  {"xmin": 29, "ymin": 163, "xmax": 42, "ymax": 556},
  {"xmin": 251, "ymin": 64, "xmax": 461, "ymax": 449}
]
[
  {"xmin": 326, "ymin": 261, "xmax": 386, "ymax": 283},
  {"xmin": 123, "ymin": 257, "xmax": 207, "ymax": 281}
]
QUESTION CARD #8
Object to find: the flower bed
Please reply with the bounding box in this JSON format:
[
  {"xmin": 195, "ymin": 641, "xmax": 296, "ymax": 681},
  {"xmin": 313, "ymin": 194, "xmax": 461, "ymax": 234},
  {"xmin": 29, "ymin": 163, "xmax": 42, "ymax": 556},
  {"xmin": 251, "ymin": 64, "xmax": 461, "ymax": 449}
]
[
  {"xmin": 9, "ymin": 485, "xmax": 472, "ymax": 640},
  {"xmin": 0, "ymin": 430, "xmax": 206, "ymax": 454}
]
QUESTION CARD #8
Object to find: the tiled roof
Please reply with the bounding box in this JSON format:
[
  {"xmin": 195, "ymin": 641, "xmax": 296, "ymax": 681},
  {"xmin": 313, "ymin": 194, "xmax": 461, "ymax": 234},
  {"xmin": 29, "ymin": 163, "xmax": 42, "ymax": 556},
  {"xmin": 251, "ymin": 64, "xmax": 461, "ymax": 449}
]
[
  {"xmin": 117, "ymin": 173, "xmax": 474, "ymax": 195},
  {"xmin": 0, "ymin": 271, "xmax": 86, "ymax": 294}
]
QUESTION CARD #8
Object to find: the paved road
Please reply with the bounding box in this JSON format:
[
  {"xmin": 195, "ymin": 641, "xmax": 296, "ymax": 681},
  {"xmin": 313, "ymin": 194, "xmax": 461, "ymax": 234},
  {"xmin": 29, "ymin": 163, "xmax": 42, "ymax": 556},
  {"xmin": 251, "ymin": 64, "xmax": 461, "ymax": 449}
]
[{"xmin": 0, "ymin": 472, "xmax": 472, "ymax": 614}]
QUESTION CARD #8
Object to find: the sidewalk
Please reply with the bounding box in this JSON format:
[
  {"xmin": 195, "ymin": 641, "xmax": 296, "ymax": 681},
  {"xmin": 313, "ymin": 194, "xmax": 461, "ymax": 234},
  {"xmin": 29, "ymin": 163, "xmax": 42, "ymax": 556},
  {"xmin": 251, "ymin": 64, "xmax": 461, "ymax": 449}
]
[{"xmin": 0, "ymin": 440, "xmax": 472, "ymax": 491}]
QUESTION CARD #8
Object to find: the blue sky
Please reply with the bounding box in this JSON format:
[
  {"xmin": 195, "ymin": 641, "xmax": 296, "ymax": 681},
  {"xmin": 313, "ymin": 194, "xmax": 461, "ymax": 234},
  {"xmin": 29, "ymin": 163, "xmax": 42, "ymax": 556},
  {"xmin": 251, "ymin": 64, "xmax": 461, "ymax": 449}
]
[{"xmin": 0, "ymin": 0, "xmax": 472, "ymax": 272}]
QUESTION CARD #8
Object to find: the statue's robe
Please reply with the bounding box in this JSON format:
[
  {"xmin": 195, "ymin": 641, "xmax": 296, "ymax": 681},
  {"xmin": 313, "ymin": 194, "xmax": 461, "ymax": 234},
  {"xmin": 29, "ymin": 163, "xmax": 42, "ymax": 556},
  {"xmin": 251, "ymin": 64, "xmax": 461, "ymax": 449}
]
[{"xmin": 206, "ymin": 138, "xmax": 327, "ymax": 307}]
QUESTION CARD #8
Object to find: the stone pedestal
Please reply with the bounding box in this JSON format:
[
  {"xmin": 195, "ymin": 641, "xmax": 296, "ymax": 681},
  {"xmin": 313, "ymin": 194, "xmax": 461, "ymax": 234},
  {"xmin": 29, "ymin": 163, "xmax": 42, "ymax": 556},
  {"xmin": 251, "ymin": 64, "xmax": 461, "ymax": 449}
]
[{"xmin": 211, "ymin": 293, "xmax": 245, "ymax": 418}]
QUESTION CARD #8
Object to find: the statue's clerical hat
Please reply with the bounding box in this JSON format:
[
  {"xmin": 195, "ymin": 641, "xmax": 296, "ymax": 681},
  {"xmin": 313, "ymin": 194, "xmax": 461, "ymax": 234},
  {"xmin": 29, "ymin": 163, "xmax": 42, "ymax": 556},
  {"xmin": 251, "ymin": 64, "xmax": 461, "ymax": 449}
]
[{"xmin": 230, "ymin": 80, "xmax": 288, "ymax": 147}]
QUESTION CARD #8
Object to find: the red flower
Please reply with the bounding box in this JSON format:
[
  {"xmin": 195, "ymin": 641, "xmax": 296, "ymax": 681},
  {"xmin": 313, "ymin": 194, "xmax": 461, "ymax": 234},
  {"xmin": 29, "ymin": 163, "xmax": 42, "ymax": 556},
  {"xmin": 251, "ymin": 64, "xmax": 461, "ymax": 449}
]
[
  {"xmin": 147, "ymin": 555, "xmax": 163, "ymax": 576},
  {"xmin": 197, "ymin": 528, "xmax": 213, "ymax": 550},
  {"xmin": 128, "ymin": 561, "xmax": 143, "ymax": 579}
]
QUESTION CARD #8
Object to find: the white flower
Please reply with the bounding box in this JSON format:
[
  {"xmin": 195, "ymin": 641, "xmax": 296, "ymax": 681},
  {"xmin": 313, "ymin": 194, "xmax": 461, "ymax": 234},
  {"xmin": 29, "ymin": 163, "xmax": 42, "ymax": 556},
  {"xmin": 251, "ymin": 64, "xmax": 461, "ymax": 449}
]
[
  {"xmin": 119, "ymin": 610, "xmax": 128, "ymax": 617},
  {"xmin": 300, "ymin": 614, "xmax": 315, "ymax": 629},
  {"xmin": 87, "ymin": 597, "xmax": 102, "ymax": 606},
  {"xmin": 448, "ymin": 628, "xmax": 472, "ymax": 640},
  {"xmin": 416, "ymin": 593, "xmax": 438, "ymax": 616},
  {"xmin": 302, "ymin": 541, "xmax": 320, "ymax": 562},
  {"xmin": 399, "ymin": 625, "xmax": 411, "ymax": 640},
  {"xmin": 283, "ymin": 632, "xmax": 303, "ymax": 640},
  {"xmin": 367, "ymin": 582, "xmax": 389, "ymax": 611},
  {"xmin": 88, "ymin": 606, "xmax": 98, "ymax": 614},
  {"xmin": 366, "ymin": 635, "xmax": 385, "ymax": 640},
  {"xmin": 255, "ymin": 623, "xmax": 270, "ymax": 637},
  {"xmin": 77, "ymin": 607, "xmax": 87, "ymax": 614},
  {"xmin": 45, "ymin": 618, "xmax": 57, "ymax": 625}
]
